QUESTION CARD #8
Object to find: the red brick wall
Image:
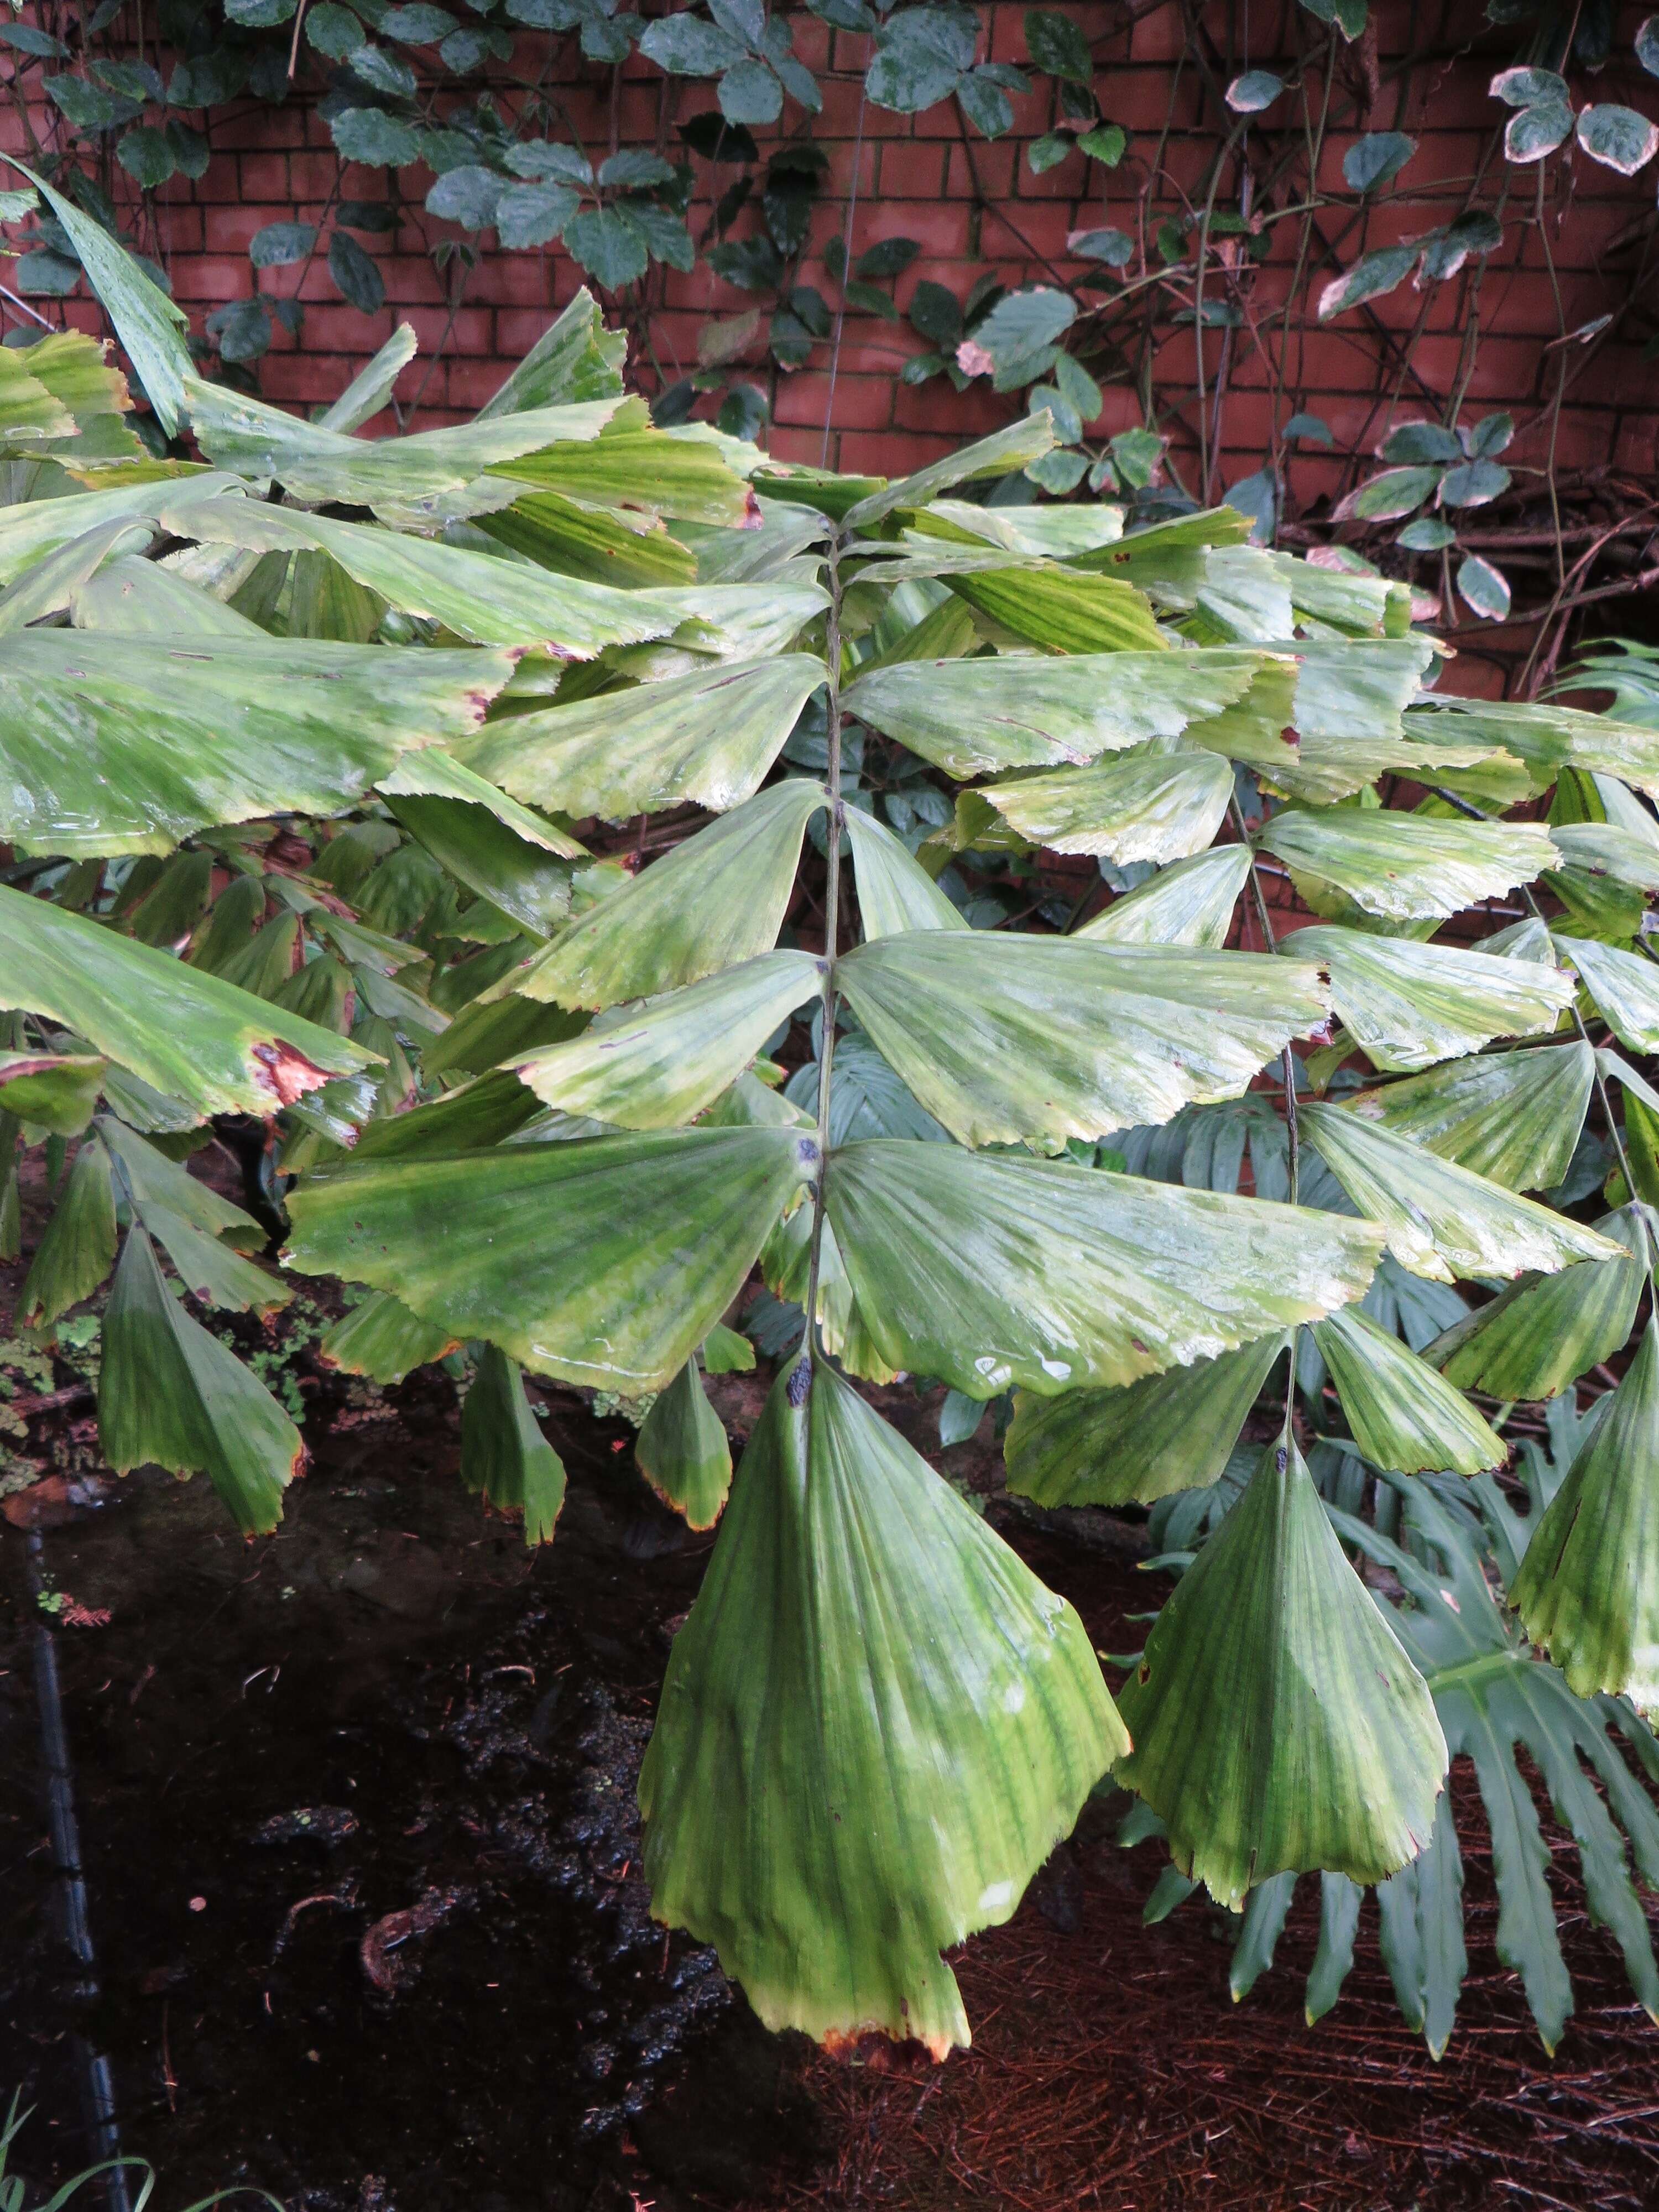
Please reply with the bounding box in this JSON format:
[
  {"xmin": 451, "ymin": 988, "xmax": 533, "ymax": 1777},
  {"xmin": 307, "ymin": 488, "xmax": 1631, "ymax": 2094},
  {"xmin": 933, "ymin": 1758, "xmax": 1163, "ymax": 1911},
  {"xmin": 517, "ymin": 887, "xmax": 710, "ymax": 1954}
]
[{"xmin": 5, "ymin": 2, "xmax": 1657, "ymax": 510}]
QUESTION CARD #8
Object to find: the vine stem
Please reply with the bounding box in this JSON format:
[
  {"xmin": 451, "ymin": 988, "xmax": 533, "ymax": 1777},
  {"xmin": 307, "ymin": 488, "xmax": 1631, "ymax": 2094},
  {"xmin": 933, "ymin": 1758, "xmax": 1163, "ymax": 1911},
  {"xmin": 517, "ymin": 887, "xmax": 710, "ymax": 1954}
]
[{"xmin": 804, "ymin": 528, "xmax": 846, "ymax": 1359}]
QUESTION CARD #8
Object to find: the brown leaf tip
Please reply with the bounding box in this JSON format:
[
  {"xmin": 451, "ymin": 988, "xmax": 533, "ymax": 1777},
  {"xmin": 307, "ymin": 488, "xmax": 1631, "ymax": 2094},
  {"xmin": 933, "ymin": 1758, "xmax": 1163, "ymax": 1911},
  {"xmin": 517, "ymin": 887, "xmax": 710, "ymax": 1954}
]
[{"xmin": 251, "ymin": 1040, "xmax": 334, "ymax": 1108}]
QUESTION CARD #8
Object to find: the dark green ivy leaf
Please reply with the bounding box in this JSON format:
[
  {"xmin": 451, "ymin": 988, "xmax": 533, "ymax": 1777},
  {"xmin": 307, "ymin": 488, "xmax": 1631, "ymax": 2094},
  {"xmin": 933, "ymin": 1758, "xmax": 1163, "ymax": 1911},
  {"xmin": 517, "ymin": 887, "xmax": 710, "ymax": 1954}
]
[{"xmin": 328, "ymin": 227, "xmax": 388, "ymax": 314}]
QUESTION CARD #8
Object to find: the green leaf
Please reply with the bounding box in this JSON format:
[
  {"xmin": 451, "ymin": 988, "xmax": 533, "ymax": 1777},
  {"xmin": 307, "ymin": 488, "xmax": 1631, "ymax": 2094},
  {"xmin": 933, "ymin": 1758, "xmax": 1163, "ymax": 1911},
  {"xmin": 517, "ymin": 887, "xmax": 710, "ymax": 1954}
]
[
  {"xmin": 457, "ymin": 655, "xmax": 825, "ymax": 822},
  {"xmin": 510, "ymin": 951, "xmax": 821, "ymax": 1128},
  {"xmin": 1258, "ymin": 810, "xmax": 1559, "ymax": 922},
  {"xmin": 842, "ymin": 807, "xmax": 968, "ymax": 939},
  {"xmin": 1312, "ymin": 1306, "xmax": 1505, "ymax": 1473},
  {"xmin": 495, "ymin": 179, "xmax": 580, "ymax": 251},
  {"xmin": 1317, "ymin": 243, "xmax": 1419, "ymax": 322},
  {"xmin": 285, "ymin": 1125, "xmax": 817, "ymax": 1394},
  {"xmin": 1343, "ymin": 131, "xmax": 1416, "ymax": 191},
  {"xmin": 825, "ymin": 1139, "xmax": 1384, "ymax": 1398},
  {"xmin": 844, "ymin": 414, "xmax": 1057, "ymax": 530},
  {"xmin": 476, "ymin": 290, "xmax": 622, "ymax": 422},
  {"xmin": 0, "ymin": 1051, "xmax": 106, "ymax": 1137},
  {"xmin": 117, "ymin": 126, "xmax": 176, "ymax": 190},
  {"xmin": 843, "ymin": 649, "xmax": 1265, "ymax": 778},
  {"xmin": 1078, "ymin": 122, "xmax": 1125, "ymax": 164},
  {"xmin": 1075, "ymin": 846, "xmax": 1250, "ymax": 949},
  {"xmin": 639, "ymin": 1353, "xmax": 1120, "ymax": 2054},
  {"xmin": 0, "ymin": 630, "xmax": 513, "ymax": 857},
  {"xmin": 1420, "ymin": 698, "xmax": 1659, "ymax": 803},
  {"xmin": 425, "ymin": 165, "xmax": 502, "ymax": 232},
  {"xmin": 1290, "ymin": 925, "xmax": 1574, "ymax": 1073},
  {"xmin": 1512, "ymin": 1322, "xmax": 1659, "ymax": 1701},
  {"xmin": 0, "ymin": 883, "xmax": 374, "ymax": 1121},
  {"xmin": 1226, "ymin": 69, "xmax": 1284, "ymax": 112},
  {"xmin": 7, "ymin": 161, "xmax": 191, "ymax": 435},
  {"xmin": 319, "ymin": 1289, "xmax": 458, "ymax": 1383},
  {"xmin": 309, "ymin": 0, "xmax": 366, "ymax": 54},
  {"xmin": 1115, "ymin": 1437, "xmax": 1447, "ymax": 1908},
  {"xmin": 636, "ymin": 1358, "xmax": 732, "ymax": 1527},
  {"xmin": 1300, "ymin": 1099, "xmax": 1625, "ymax": 1284},
  {"xmin": 1374, "ymin": 1799, "xmax": 1464, "ymax": 2056},
  {"xmin": 1005, "ymin": 1334, "xmax": 1284, "ymax": 1507},
  {"xmin": 249, "ymin": 221, "xmax": 318, "ymax": 271},
  {"xmin": 1559, "ymin": 932, "xmax": 1659, "ymax": 1051},
  {"xmin": 640, "ymin": 15, "xmax": 748, "ymax": 71},
  {"xmin": 865, "ymin": 4, "xmax": 975, "ymax": 111},
  {"xmin": 945, "ymin": 564, "xmax": 1167, "ymax": 654},
  {"xmin": 1550, "ymin": 818, "xmax": 1659, "ymax": 894},
  {"xmin": 511, "ymin": 780, "xmax": 825, "ymax": 1010},
  {"xmin": 378, "ymin": 753, "xmax": 588, "ymax": 938},
  {"xmin": 97, "ymin": 1114, "xmax": 264, "ymax": 1249},
  {"xmin": 99, "ymin": 1227, "xmax": 301, "ymax": 1534},
  {"xmin": 1024, "ymin": 7, "xmax": 1093, "ymax": 82},
  {"xmin": 1575, "ymin": 102, "xmax": 1659, "ymax": 175},
  {"xmin": 565, "ymin": 206, "xmax": 649, "ymax": 290},
  {"xmin": 462, "ymin": 1343, "xmax": 566, "ymax": 1545},
  {"xmin": 834, "ymin": 934, "xmax": 1330, "ymax": 1146},
  {"xmin": 1456, "ymin": 554, "xmax": 1511, "ymax": 621},
  {"xmin": 18, "ymin": 1136, "xmax": 117, "ymax": 1331},
  {"xmin": 1337, "ymin": 1476, "xmax": 1659, "ymax": 2053},
  {"xmin": 1425, "ymin": 1212, "xmax": 1646, "ymax": 1405},
  {"xmin": 182, "ymin": 495, "xmax": 684, "ymax": 657},
  {"xmin": 329, "ymin": 106, "xmax": 422, "ymax": 167},
  {"xmin": 982, "ymin": 752, "xmax": 1234, "ymax": 864},
  {"xmin": 1340, "ymin": 1044, "xmax": 1592, "ymax": 1192}
]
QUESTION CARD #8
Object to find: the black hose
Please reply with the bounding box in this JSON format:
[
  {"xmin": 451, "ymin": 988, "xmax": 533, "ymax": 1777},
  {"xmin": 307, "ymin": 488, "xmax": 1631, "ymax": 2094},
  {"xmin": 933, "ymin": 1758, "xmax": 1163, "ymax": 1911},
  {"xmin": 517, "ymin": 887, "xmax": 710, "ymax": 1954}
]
[{"xmin": 24, "ymin": 1529, "xmax": 132, "ymax": 2212}]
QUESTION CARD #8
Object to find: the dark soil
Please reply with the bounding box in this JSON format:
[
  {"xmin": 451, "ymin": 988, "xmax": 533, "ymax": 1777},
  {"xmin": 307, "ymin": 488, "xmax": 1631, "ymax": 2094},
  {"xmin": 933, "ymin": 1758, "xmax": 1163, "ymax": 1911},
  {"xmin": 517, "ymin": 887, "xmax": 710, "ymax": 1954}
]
[{"xmin": 3, "ymin": 1149, "xmax": 1659, "ymax": 2212}]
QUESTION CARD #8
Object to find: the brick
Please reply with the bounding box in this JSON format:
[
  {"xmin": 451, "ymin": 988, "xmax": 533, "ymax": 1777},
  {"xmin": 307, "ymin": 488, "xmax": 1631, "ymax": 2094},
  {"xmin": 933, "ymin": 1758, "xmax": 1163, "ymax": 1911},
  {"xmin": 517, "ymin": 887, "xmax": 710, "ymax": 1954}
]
[
  {"xmin": 205, "ymin": 204, "xmax": 281, "ymax": 255},
  {"xmin": 774, "ymin": 370, "xmax": 893, "ymax": 431},
  {"xmin": 170, "ymin": 255, "xmax": 258, "ymax": 306},
  {"xmin": 236, "ymin": 152, "xmax": 291, "ymax": 201},
  {"xmin": 876, "ymin": 143, "xmax": 947, "ymax": 198},
  {"xmin": 262, "ymin": 352, "xmax": 356, "ymax": 404}
]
